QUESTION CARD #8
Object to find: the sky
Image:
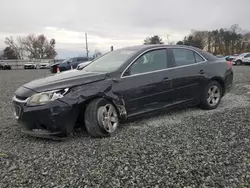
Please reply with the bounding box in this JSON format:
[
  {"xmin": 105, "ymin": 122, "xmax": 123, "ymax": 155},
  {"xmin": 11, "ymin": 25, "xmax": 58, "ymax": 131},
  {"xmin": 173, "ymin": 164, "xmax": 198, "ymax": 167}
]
[{"xmin": 0, "ymin": 0, "xmax": 250, "ymax": 58}]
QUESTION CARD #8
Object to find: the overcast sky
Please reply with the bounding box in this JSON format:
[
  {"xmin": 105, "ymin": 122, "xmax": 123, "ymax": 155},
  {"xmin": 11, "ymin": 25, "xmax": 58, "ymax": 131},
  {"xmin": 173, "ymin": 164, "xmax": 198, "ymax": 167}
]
[{"xmin": 1, "ymin": 0, "xmax": 250, "ymax": 58}]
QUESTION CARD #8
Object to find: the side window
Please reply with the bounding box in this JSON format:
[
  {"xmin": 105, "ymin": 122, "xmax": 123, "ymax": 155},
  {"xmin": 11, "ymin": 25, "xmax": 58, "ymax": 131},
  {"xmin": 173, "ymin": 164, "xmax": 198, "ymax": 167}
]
[
  {"xmin": 244, "ymin": 53, "xmax": 250, "ymax": 58},
  {"xmin": 78, "ymin": 57, "xmax": 88, "ymax": 62},
  {"xmin": 125, "ymin": 49, "xmax": 167, "ymax": 76},
  {"xmin": 172, "ymin": 48, "xmax": 196, "ymax": 66},
  {"xmin": 194, "ymin": 52, "xmax": 205, "ymax": 63},
  {"xmin": 68, "ymin": 58, "xmax": 74, "ymax": 63}
]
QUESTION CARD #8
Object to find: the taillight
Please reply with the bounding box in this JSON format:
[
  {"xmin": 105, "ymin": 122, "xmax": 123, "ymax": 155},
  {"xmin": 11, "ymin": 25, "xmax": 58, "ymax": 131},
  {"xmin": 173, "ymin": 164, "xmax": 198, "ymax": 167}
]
[{"xmin": 226, "ymin": 61, "xmax": 232, "ymax": 68}]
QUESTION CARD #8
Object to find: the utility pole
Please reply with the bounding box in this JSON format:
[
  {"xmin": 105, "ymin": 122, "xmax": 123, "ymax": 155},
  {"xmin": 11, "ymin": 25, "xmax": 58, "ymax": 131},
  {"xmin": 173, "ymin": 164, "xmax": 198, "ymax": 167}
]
[
  {"xmin": 166, "ymin": 34, "xmax": 170, "ymax": 45},
  {"xmin": 111, "ymin": 46, "xmax": 114, "ymax": 51},
  {"xmin": 85, "ymin": 33, "xmax": 89, "ymax": 58}
]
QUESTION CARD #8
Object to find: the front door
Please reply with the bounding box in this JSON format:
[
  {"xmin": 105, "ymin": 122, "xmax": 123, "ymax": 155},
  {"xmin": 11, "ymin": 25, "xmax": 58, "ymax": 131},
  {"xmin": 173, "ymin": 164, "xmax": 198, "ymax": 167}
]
[{"xmin": 114, "ymin": 48, "xmax": 174, "ymax": 117}]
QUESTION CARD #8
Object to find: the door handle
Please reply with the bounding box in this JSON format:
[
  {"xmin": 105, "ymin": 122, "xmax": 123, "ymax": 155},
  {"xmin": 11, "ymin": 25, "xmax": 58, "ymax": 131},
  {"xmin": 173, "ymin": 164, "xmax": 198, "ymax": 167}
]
[
  {"xmin": 163, "ymin": 77, "xmax": 171, "ymax": 82},
  {"xmin": 199, "ymin": 70, "xmax": 205, "ymax": 74}
]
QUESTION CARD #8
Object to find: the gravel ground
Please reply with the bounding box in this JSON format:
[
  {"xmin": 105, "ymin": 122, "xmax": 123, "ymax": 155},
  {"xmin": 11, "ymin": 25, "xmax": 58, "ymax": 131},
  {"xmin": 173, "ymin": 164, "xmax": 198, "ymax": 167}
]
[{"xmin": 0, "ymin": 68, "xmax": 249, "ymax": 188}]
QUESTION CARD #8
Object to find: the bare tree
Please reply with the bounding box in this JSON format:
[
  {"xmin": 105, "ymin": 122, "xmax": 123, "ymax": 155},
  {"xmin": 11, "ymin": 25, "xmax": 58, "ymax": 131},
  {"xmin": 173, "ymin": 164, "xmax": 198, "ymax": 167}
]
[
  {"xmin": 4, "ymin": 37, "xmax": 23, "ymax": 59},
  {"xmin": 93, "ymin": 49, "xmax": 102, "ymax": 58},
  {"xmin": 143, "ymin": 35, "xmax": 164, "ymax": 45},
  {"xmin": 180, "ymin": 24, "xmax": 250, "ymax": 55},
  {"xmin": 0, "ymin": 50, "xmax": 4, "ymax": 60},
  {"xmin": 17, "ymin": 34, "xmax": 57, "ymax": 59}
]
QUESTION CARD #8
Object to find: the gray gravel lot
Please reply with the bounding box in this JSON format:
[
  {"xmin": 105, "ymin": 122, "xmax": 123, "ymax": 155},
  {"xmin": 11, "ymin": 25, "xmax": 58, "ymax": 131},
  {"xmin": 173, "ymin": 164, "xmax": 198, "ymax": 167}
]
[{"xmin": 0, "ymin": 68, "xmax": 249, "ymax": 188}]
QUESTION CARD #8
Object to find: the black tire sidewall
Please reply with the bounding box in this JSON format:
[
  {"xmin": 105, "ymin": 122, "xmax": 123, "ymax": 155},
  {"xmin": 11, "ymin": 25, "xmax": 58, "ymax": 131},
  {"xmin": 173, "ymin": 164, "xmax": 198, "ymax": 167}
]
[{"xmin": 201, "ymin": 81, "xmax": 222, "ymax": 110}]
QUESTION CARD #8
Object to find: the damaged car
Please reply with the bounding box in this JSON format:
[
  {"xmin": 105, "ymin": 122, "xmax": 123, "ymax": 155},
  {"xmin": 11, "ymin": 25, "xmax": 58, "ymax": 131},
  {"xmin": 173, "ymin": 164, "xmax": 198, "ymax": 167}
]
[{"xmin": 12, "ymin": 45, "xmax": 233, "ymax": 139}]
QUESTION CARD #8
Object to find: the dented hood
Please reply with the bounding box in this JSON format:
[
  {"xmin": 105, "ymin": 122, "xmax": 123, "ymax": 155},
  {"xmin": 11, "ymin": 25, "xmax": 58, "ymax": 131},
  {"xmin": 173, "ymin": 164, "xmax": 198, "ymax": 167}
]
[{"xmin": 23, "ymin": 70, "xmax": 107, "ymax": 92}]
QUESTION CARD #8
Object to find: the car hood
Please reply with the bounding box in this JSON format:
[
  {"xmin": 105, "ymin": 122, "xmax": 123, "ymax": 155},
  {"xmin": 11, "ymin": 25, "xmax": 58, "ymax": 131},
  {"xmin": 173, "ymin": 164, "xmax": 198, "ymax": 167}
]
[{"xmin": 23, "ymin": 70, "xmax": 107, "ymax": 93}]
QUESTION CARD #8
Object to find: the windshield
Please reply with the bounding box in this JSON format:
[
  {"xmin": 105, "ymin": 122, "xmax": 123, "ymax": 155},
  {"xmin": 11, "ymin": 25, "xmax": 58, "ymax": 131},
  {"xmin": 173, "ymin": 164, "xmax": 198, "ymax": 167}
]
[
  {"xmin": 238, "ymin": 53, "xmax": 247, "ymax": 57},
  {"xmin": 60, "ymin": 58, "xmax": 73, "ymax": 64},
  {"xmin": 83, "ymin": 49, "xmax": 137, "ymax": 72}
]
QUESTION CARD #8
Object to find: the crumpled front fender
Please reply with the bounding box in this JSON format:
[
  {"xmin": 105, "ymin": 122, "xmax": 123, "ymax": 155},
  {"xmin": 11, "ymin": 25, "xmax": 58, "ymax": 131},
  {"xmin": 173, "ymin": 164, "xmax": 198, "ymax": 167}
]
[{"xmin": 67, "ymin": 79, "xmax": 127, "ymax": 119}]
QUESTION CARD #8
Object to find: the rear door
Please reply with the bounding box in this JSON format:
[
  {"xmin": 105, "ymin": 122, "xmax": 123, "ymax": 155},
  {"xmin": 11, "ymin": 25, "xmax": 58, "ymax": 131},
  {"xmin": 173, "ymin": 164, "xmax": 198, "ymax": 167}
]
[
  {"xmin": 168, "ymin": 48, "xmax": 208, "ymax": 104},
  {"xmin": 115, "ymin": 48, "xmax": 174, "ymax": 116}
]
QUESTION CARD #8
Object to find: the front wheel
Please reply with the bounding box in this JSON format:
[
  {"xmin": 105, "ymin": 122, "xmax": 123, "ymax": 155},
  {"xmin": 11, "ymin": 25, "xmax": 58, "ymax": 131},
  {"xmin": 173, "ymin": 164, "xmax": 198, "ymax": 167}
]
[
  {"xmin": 235, "ymin": 60, "xmax": 242, "ymax": 65},
  {"xmin": 200, "ymin": 81, "xmax": 222, "ymax": 110},
  {"xmin": 84, "ymin": 98, "xmax": 119, "ymax": 138}
]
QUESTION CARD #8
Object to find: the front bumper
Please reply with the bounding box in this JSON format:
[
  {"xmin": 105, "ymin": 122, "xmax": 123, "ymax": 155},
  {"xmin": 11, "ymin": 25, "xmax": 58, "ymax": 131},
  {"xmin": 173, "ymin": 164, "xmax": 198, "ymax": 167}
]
[{"xmin": 13, "ymin": 97, "xmax": 79, "ymax": 138}]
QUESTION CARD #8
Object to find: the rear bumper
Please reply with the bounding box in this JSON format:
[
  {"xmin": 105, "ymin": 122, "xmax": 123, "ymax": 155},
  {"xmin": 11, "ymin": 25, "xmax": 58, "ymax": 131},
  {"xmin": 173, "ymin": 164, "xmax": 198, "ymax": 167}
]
[
  {"xmin": 224, "ymin": 70, "xmax": 233, "ymax": 94},
  {"xmin": 50, "ymin": 65, "xmax": 58, "ymax": 73}
]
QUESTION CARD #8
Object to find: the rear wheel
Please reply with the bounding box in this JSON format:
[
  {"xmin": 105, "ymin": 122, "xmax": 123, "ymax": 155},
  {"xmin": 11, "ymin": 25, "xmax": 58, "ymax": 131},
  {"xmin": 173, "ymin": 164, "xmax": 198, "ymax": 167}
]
[
  {"xmin": 200, "ymin": 81, "xmax": 222, "ymax": 110},
  {"xmin": 84, "ymin": 98, "xmax": 119, "ymax": 138}
]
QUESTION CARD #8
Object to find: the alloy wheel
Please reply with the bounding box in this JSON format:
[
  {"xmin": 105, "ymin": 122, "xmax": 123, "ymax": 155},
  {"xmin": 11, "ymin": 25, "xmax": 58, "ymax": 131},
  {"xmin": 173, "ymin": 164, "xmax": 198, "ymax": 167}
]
[
  {"xmin": 97, "ymin": 104, "xmax": 118, "ymax": 133},
  {"xmin": 207, "ymin": 85, "xmax": 221, "ymax": 106}
]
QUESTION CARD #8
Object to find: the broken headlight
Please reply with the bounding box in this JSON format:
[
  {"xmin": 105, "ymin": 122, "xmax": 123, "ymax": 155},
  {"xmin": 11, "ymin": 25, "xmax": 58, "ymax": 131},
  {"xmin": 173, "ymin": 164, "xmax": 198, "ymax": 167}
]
[{"xmin": 27, "ymin": 88, "xmax": 69, "ymax": 106}]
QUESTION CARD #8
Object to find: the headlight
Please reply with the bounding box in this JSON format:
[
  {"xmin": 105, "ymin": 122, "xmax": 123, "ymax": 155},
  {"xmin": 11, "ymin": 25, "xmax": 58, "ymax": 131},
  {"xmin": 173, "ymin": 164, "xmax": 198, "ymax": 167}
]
[{"xmin": 27, "ymin": 88, "xmax": 69, "ymax": 106}]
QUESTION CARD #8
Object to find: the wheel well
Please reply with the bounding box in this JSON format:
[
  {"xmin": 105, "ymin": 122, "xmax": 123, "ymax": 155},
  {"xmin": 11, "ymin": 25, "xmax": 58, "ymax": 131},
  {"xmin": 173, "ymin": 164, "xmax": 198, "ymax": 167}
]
[
  {"xmin": 209, "ymin": 78, "xmax": 225, "ymax": 96},
  {"xmin": 76, "ymin": 96, "xmax": 120, "ymax": 126}
]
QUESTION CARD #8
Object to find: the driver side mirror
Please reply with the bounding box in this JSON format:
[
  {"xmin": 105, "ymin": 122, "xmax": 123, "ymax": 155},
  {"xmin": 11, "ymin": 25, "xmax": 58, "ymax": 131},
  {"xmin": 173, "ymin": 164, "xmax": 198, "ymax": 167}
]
[{"xmin": 122, "ymin": 68, "xmax": 131, "ymax": 77}]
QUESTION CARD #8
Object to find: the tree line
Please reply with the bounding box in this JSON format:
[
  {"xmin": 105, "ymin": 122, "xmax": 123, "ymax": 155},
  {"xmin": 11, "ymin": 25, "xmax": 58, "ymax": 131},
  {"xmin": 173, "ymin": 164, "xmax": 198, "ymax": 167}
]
[
  {"xmin": 143, "ymin": 24, "xmax": 250, "ymax": 55},
  {"xmin": 0, "ymin": 34, "xmax": 57, "ymax": 60}
]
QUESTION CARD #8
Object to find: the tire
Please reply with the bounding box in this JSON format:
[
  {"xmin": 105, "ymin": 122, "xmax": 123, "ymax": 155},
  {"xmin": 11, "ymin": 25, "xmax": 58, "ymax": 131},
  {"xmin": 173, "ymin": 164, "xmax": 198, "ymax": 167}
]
[
  {"xmin": 200, "ymin": 81, "xmax": 222, "ymax": 110},
  {"xmin": 235, "ymin": 60, "xmax": 242, "ymax": 65},
  {"xmin": 84, "ymin": 98, "xmax": 119, "ymax": 138}
]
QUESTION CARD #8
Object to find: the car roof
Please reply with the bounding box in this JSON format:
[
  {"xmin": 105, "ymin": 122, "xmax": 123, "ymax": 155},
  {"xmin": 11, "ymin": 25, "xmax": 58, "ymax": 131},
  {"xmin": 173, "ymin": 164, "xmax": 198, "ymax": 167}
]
[
  {"xmin": 119, "ymin": 44, "xmax": 203, "ymax": 50},
  {"xmin": 118, "ymin": 45, "xmax": 217, "ymax": 61}
]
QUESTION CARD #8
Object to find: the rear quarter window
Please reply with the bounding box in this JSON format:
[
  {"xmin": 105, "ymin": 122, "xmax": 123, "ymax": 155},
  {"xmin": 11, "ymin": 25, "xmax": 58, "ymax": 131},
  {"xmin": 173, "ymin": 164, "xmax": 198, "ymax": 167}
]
[{"xmin": 194, "ymin": 48, "xmax": 217, "ymax": 61}]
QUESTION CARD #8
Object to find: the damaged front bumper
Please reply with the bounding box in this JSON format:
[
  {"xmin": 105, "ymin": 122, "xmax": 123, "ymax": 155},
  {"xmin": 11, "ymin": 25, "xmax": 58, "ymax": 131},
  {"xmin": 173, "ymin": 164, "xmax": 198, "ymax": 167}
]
[{"xmin": 13, "ymin": 97, "xmax": 79, "ymax": 138}]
